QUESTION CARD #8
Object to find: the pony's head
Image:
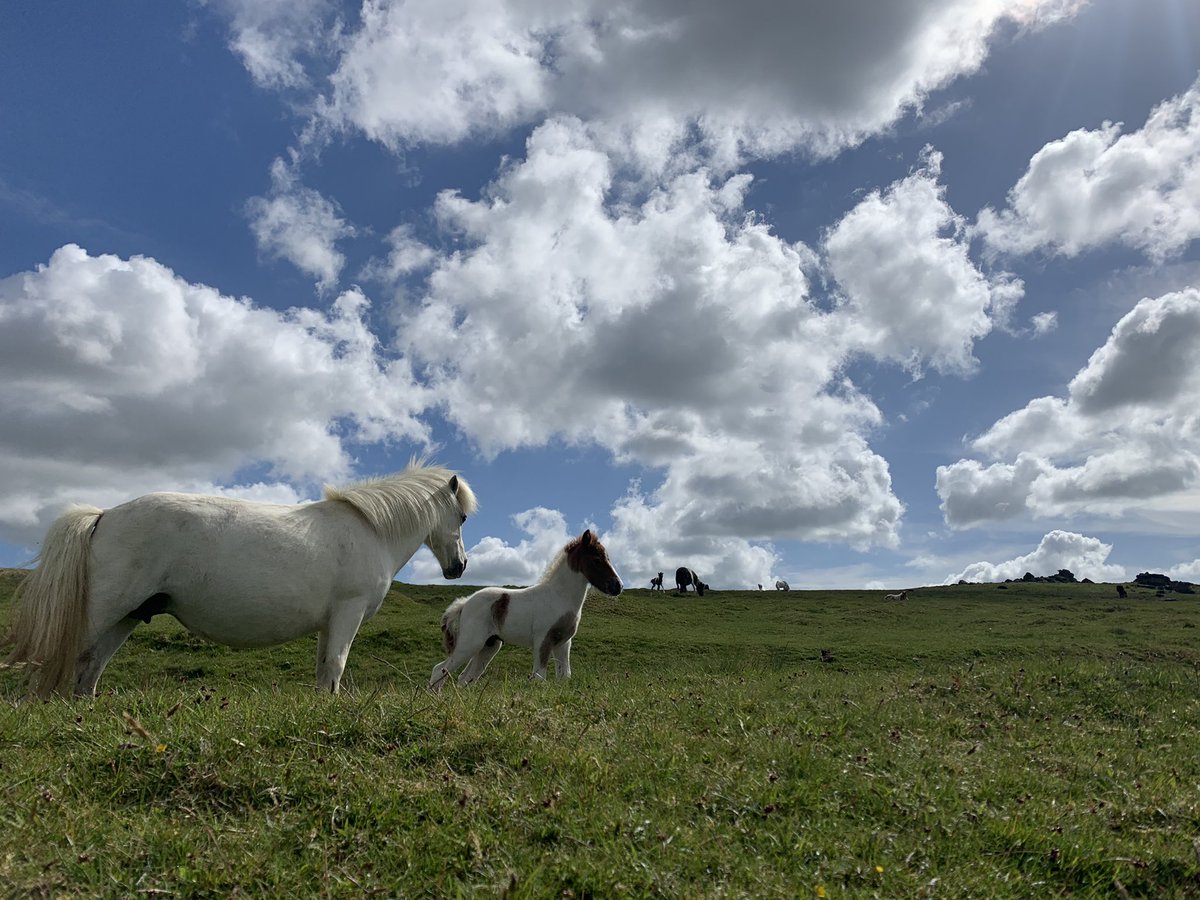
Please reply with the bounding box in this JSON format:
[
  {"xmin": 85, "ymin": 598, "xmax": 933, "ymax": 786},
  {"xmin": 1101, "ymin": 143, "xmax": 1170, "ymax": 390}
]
[
  {"xmin": 424, "ymin": 474, "xmax": 477, "ymax": 579},
  {"xmin": 565, "ymin": 529, "xmax": 622, "ymax": 596}
]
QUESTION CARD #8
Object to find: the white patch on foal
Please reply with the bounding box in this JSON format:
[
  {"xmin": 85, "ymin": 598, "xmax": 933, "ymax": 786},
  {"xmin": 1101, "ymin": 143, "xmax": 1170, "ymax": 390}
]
[{"xmin": 429, "ymin": 529, "xmax": 622, "ymax": 690}]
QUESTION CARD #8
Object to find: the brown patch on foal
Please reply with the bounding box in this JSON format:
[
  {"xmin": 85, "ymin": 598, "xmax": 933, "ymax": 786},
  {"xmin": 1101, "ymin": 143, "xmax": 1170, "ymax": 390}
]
[
  {"xmin": 538, "ymin": 612, "xmax": 578, "ymax": 669},
  {"xmin": 491, "ymin": 593, "xmax": 510, "ymax": 629}
]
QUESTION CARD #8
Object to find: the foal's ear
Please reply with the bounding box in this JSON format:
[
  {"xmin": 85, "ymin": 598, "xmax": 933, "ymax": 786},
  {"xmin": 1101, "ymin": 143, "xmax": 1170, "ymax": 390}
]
[
  {"xmin": 580, "ymin": 529, "xmax": 593, "ymax": 544},
  {"xmin": 448, "ymin": 475, "xmax": 459, "ymax": 494}
]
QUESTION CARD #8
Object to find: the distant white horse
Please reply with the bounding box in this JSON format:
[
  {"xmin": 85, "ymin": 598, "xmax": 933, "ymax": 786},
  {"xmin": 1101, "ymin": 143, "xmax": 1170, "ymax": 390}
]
[
  {"xmin": 430, "ymin": 530, "xmax": 622, "ymax": 690},
  {"xmin": 4, "ymin": 460, "xmax": 477, "ymax": 698},
  {"xmin": 775, "ymin": 580, "xmax": 790, "ymax": 591},
  {"xmin": 884, "ymin": 591, "xmax": 908, "ymax": 602}
]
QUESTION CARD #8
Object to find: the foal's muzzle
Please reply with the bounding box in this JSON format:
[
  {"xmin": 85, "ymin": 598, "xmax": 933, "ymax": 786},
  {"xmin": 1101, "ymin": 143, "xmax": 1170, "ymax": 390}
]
[
  {"xmin": 604, "ymin": 577, "xmax": 623, "ymax": 597},
  {"xmin": 443, "ymin": 558, "xmax": 467, "ymax": 579}
]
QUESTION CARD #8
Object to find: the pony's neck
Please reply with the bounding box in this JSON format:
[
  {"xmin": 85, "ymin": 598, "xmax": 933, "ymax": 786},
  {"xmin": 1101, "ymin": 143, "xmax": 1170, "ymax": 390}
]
[
  {"xmin": 387, "ymin": 532, "xmax": 427, "ymax": 578},
  {"xmin": 539, "ymin": 551, "xmax": 591, "ymax": 607}
]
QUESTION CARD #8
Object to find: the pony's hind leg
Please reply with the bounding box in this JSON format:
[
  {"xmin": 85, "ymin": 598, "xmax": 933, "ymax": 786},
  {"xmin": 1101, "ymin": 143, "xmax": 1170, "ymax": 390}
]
[
  {"xmin": 458, "ymin": 636, "xmax": 503, "ymax": 687},
  {"xmin": 74, "ymin": 617, "xmax": 139, "ymax": 696},
  {"xmin": 72, "ymin": 589, "xmax": 169, "ymax": 696}
]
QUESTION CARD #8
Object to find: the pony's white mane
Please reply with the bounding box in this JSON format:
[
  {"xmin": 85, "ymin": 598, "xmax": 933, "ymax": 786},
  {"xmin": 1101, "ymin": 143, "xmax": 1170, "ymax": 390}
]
[{"xmin": 323, "ymin": 460, "xmax": 477, "ymax": 543}]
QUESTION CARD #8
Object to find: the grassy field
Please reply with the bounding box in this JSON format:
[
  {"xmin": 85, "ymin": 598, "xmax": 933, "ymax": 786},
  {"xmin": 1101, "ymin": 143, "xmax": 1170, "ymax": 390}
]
[{"xmin": 2, "ymin": 570, "xmax": 1200, "ymax": 897}]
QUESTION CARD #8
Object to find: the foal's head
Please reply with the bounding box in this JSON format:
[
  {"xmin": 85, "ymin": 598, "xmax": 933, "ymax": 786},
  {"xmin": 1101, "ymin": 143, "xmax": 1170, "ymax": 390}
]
[{"xmin": 565, "ymin": 529, "xmax": 622, "ymax": 596}]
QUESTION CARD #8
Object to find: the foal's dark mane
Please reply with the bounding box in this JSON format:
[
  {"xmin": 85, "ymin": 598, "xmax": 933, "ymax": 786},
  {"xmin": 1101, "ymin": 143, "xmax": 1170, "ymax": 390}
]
[{"xmin": 538, "ymin": 530, "xmax": 613, "ymax": 585}]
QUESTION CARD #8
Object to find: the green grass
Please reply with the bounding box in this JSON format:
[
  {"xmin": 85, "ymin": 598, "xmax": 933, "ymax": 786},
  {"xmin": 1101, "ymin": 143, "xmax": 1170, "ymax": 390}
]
[{"xmin": 3, "ymin": 571, "xmax": 1200, "ymax": 897}]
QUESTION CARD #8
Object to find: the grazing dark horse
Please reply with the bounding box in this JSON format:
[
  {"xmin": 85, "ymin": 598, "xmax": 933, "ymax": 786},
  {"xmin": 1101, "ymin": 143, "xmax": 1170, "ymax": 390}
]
[
  {"xmin": 1116, "ymin": 584, "xmax": 1127, "ymax": 598},
  {"xmin": 650, "ymin": 572, "xmax": 664, "ymax": 591},
  {"xmin": 675, "ymin": 567, "xmax": 708, "ymax": 597}
]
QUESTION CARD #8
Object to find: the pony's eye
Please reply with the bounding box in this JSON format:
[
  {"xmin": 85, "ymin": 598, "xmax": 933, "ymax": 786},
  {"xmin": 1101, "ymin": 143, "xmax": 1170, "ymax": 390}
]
[{"xmin": 460, "ymin": 514, "xmax": 467, "ymax": 524}]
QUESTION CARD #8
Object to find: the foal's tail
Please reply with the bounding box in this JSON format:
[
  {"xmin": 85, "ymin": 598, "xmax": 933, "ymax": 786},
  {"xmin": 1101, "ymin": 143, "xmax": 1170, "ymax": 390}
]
[
  {"xmin": 4, "ymin": 505, "xmax": 102, "ymax": 698},
  {"xmin": 440, "ymin": 597, "xmax": 468, "ymax": 654}
]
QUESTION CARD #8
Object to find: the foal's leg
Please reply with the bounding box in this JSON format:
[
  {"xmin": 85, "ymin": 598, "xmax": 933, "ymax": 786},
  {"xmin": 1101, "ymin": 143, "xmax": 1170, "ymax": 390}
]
[
  {"xmin": 429, "ymin": 640, "xmax": 483, "ymax": 692},
  {"xmin": 74, "ymin": 617, "xmax": 140, "ymax": 696},
  {"xmin": 551, "ymin": 638, "xmax": 572, "ymax": 680},
  {"xmin": 458, "ymin": 637, "xmax": 503, "ymax": 686},
  {"xmin": 429, "ymin": 658, "xmax": 454, "ymax": 691},
  {"xmin": 532, "ymin": 634, "xmax": 554, "ymax": 681}
]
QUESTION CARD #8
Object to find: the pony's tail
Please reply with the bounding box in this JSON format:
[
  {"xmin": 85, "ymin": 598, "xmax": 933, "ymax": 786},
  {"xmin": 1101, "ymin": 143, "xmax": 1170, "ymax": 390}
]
[
  {"xmin": 440, "ymin": 597, "xmax": 467, "ymax": 654},
  {"xmin": 3, "ymin": 505, "xmax": 102, "ymax": 698}
]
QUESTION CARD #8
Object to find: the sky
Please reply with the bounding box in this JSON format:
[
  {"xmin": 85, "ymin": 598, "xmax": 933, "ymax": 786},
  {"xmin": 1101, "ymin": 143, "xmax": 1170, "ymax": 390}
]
[{"xmin": 2, "ymin": 0, "xmax": 1200, "ymax": 591}]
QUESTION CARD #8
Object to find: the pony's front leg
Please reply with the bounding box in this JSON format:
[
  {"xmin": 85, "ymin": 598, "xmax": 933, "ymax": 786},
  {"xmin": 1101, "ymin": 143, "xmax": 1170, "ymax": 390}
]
[
  {"xmin": 551, "ymin": 638, "xmax": 572, "ymax": 679},
  {"xmin": 531, "ymin": 637, "xmax": 552, "ymax": 681},
  {"xmin": 429, "ymin": 642, "xmax": 478, "ymax": 692},
  {"xmin": 316, "ymin": 611, "xmax": 364, "ymax": 694},
  {"xmin": 429, "ymin": 660, "xmax": 451, "ymax": 692}
]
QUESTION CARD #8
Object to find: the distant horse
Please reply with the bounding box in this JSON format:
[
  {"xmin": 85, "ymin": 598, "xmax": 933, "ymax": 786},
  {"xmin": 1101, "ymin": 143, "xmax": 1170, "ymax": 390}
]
[
  {"xmin": 430, "ymin": 530, "xmax": 622, "ymax": 689},
  {"xmin": 4, "ymin": 460, "xmax": 477, "ymax": 698},
  {"xmin": 1116, "ymin": 584, "xmax": 1127, "ymax": 598},
  {"xmin": 676, "ymin": 567, "xmax": 708, "ymax": 597},
  {"xmin": 775, "ymin": 580, "xmax": 790, "ymax": 591},
  {"xmin": 650, "ymin": 572, "xmax": 664, "ymax": 591},
  {"xmin": 884, "ymin": 591, "xmax": 908, "ymax": 602}
]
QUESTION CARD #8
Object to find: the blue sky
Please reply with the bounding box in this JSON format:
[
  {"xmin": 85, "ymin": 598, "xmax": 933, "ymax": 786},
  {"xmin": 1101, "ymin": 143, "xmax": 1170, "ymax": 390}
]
[{"xmin": 2, "ymin": 0, "xmax": 1200, "ymax": 590}]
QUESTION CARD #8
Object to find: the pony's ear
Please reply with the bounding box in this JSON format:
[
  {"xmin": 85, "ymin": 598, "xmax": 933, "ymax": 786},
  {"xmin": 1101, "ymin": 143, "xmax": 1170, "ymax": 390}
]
[
  {"xmin": 448, "ymin": 475, "xmax": 459, "ymax": 494},
  {"xmin": 580, "ymin": 529, "xmax": 593, "ymax": 544}
]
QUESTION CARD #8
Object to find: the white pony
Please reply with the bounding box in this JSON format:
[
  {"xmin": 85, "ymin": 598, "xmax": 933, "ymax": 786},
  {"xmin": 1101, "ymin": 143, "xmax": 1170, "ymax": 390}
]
[
  {"xmin": 4, "ymin": 460, "xmax": 477, "ymax": 698},
  {"xmin": 429, "ymin": 530, "xmax": 622, "ymax": 690},
  {"xmin": 884, "ymin": 591, "xmax": 908, "ymax": 602},
  {"xmin": 775, "ymin": 580, "xmax": 790, "ymax": 591}
]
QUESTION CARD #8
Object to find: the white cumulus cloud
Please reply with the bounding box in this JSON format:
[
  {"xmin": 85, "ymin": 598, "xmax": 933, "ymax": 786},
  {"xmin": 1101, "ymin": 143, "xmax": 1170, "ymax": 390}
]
[
  {"xmin": 824, "ymin": 148, "xmax": 1023, "ymax": 375},
  {"xmin": 219, "ymin": 0, "xmax": 1082, "ymax": 166},
  {"xmin": 937, "ymin": 288, "xmax": 1200, "ymax": 527},
  {"xmin": 246, "ymin": 157, "xmax": 357, "ymax": 292},
  {"xmin": 977, "ymin": 75, "xmax": 1200, "ymax": 261},
  {"xmin": 213, "ymin": 0, "xmax": 340, "ymax": 91},
  {"xmin": 0, "ymin": 244, "xmax": 429, "ymax": 546},
  {"xmin": 408, "ymin": 506, "xmax": 576, "ymax": 585},
  {"xmin": 947, "ymin": 530, "xmax": 1126, "ymax": 584},
  {"xmin": 394, "ymin": 119, "xmax": 906, "ymax": 575}
]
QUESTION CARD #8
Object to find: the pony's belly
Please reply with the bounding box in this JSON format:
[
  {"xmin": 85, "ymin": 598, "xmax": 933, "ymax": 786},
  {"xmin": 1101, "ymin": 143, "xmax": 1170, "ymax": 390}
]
[{"xmin": 168, "ymin": 599, "xmax": 324, "ymax": 648}]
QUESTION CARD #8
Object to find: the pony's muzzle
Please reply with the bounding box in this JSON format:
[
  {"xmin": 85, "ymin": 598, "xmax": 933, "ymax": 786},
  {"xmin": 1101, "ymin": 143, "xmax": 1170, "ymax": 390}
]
[
  {"xmin": 443, "ymin": 558, "xmax": 467, "ymax": 579},
  {"xmin": 604, "ymin": 578, "xmax": 622, "ymax": 597}
]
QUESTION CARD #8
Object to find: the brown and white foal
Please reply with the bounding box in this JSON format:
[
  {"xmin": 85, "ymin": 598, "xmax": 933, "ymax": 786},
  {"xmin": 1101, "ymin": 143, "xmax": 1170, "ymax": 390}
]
[{"xmin": 429, "ymin": 529, "xmax": 622, "ymax": 690}]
